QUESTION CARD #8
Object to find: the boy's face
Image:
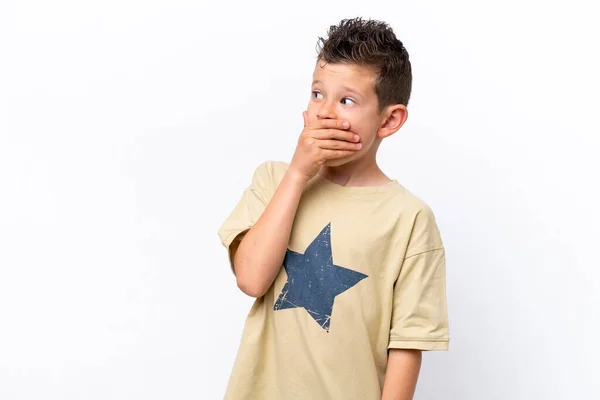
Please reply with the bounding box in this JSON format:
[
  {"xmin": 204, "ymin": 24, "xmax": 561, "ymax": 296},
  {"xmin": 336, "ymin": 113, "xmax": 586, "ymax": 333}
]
[{"xmin": 307, "ymin": 59, "xmax": 401, "ymax": 167}]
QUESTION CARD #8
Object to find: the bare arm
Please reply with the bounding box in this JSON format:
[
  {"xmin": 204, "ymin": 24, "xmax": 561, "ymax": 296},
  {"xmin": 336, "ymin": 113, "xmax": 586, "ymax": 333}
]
[
  {"xmin": 381, "ymin": 349, "xmax": 422, "ymax": 400},
  {"xmin": 232, "ymin": 111, "xmax": 360, "ymax": 297},
  {"xmin": 233, "ymin": 168, "xmax": 309, "ymax": 297}
]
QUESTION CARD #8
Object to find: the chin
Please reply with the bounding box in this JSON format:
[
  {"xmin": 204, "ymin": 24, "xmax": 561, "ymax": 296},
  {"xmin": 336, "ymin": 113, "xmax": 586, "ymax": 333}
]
[{"xmin": 323, "ymin": 154, "xmax": 357, "ymax": 167}]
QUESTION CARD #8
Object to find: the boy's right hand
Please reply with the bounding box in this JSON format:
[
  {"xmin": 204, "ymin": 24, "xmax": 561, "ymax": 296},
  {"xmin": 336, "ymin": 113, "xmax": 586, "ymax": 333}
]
[{"xmin": 288, "ymin": 111, "xmax": 362, "ymax": 181}]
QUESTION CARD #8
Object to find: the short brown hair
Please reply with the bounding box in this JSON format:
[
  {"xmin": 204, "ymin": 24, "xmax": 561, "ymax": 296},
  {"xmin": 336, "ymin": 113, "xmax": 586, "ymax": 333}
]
[{"xmin": 316, "ymin": 17, "xmax": 412, "ymax": 112}]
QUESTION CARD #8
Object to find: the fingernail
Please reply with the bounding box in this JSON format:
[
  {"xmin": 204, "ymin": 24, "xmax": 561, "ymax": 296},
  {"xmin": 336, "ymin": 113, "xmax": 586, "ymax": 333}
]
[
  {"xmin": 354, "ymin": 134, "xmax": 359, "ymax": 141},
  {"xmin": 343, "ymin": 121, "xmax": 349, "ymax": 128}
]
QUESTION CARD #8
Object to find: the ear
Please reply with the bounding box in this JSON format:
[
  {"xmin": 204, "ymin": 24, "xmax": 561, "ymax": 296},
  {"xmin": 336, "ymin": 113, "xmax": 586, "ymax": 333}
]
[{"xmin": 377, "ymin": 104, "xmax": 408, "ymax": 139}]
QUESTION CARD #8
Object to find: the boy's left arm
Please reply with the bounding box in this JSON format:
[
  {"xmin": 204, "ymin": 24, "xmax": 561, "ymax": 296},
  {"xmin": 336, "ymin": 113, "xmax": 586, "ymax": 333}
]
[
  {"xmin": 381, "ymin": 349, "xmax": 422, "ymax": 400},
  {"xmin": 383, "ymin": 206, "xmax": 449, "ymax": 399}
]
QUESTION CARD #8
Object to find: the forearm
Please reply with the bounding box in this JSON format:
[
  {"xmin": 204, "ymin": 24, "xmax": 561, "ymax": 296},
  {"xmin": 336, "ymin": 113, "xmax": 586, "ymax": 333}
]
[
  {"xmin": 381, "ymin": 349, "xmax": 422, "ymax": 400},
  {"xmin": 233, "ymin": 168, "xmax": 309, "ymax": 297}
]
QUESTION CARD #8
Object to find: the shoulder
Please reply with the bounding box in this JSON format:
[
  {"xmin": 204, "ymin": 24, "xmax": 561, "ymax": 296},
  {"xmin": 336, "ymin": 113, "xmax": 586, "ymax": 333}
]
[
  {"xmin": 255, "ymin": 160, "xmax": 289, "ymax": 185},
  {"xmin": 249, "ymin": 160, "xmax": 290, "ymax": 195},
  {"xmin": 252, "ymin": 160, "xmax": 289, "ymax": 175},
  {"xmin": 393, "ymin": 183, "xmax": 438, "ymax": 220},
  {"xmin": 394, "ymin": 186, "xmax": 444, "ymax": 256},
  {"xmin": 265, "ymin": 160, "xmax": 290, "ymax": 179}
]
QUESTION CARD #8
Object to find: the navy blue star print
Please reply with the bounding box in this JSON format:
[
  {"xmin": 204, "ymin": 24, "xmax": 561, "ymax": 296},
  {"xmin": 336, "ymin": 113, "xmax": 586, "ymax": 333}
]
[{"xmin": 273, "ymin": 223, "xmax": 368, "ymax": 332}]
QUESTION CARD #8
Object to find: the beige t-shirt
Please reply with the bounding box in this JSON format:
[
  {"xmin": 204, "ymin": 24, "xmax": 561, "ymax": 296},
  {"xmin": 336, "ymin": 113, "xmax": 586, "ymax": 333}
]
[{"xmin": 217, "ymin": 160, "xmax": 449, "ymax": 400}]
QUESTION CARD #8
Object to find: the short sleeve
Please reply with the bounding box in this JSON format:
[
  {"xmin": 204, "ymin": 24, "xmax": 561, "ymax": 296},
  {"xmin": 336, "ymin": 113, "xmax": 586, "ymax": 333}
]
[
  {"xmin": 388, "ymin": 206, "xmax": 450, "ymax": 351},
  {"xmin": 217, "ymin": 161, "xmax": 272, "ymax": 275}
]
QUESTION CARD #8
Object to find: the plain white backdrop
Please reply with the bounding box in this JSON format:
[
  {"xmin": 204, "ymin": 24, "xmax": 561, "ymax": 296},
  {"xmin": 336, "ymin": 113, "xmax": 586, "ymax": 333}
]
[{"xmin": 1, "ymin": 0, "xmax": 599, "ymax": 399}]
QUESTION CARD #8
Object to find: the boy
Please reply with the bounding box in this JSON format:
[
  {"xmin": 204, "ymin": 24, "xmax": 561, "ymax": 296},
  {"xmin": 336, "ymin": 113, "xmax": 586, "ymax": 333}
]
[{"xmin": 217, "ymin": 17, "xmax": 449, "ymax": 400}]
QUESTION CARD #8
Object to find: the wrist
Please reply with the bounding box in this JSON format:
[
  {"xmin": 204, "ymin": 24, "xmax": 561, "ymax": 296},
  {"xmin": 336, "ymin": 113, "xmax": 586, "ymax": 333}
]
[{"xmin": 284, "ymin": 167, "xmax": 312, "ymax": 186}]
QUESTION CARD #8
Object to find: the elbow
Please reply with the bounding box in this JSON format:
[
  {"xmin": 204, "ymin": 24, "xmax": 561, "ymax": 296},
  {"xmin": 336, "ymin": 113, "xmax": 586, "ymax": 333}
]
[
  {"xmin": 236, "ymin": 275, "xmax": 268, "ymax": 298},
  {"xmin": 233, "ymin": 247, "xmax": 269, "ymax": 298},
  {"xmin": 234, "ymin": 260, "xmax": 268, "ymax": 297}
]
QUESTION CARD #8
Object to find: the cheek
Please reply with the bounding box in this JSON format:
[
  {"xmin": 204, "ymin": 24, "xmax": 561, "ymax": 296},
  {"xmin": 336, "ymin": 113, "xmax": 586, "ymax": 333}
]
[
  {"xmin": 347, "ymin": 121, "xmax": 365, "ymax": 138},
  {"xmin": 352, "ymin": 125, "xmax": 378, "ymax": 146}
]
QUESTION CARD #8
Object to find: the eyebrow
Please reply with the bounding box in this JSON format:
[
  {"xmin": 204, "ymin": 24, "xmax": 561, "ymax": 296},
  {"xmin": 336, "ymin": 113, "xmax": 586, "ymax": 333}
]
[{"xmin": 312, "ymin": 80, "xmax": 364, "ymax": 99}]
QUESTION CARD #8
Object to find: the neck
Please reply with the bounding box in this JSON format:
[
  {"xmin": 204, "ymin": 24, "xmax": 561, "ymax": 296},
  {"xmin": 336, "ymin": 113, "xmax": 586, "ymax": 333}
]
[{"xmin": 318, "ymin": 155, "xmax": 390, "ymax": 187}]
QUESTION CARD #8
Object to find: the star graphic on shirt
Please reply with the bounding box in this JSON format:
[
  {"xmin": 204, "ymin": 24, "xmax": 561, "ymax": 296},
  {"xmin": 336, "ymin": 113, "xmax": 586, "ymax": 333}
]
[{"xmin": 273, "ymin": 222, "xmax": 368, "ymax": 332}]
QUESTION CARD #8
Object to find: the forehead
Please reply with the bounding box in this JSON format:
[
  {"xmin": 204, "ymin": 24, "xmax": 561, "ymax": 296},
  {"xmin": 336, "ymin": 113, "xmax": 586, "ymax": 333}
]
[{"xmin": 312, "ymin": 60, "xmax": 377, "ymax": 90}]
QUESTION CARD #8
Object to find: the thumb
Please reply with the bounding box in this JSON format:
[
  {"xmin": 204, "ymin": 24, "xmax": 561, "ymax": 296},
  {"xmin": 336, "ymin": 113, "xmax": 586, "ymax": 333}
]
[{"xmin": 302, "ymin": 111, "xmax": 308, "ymax": 127}]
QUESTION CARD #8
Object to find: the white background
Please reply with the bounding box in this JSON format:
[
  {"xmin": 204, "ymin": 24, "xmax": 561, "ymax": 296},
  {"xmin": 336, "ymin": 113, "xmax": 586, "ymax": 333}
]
[{"xmin": 1, "ymin": 0, "xmax": 599, "ymax": 399}]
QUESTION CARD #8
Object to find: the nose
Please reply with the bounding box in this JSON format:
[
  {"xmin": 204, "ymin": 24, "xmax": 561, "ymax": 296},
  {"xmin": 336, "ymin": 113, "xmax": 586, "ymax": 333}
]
[{"xmin": 317, "ymin": 100, "xmax": 336, "ymax": 120}]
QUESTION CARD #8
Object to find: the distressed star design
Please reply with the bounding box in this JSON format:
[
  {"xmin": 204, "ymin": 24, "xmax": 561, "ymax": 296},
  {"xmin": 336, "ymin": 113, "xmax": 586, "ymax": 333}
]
[{"xmin": 273, "ymin": 222, "xmax": 368, "ymax": 332}]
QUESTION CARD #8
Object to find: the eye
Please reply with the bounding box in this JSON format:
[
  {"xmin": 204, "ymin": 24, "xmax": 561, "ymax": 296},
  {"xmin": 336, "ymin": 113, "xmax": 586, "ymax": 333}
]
[
  {"xmin": 341, "ymin": 97, "xmax": 356, "ymax": 106},
  {"xmin": 312, "ymin": 91, "xmax": 323, "ymax": 99}
]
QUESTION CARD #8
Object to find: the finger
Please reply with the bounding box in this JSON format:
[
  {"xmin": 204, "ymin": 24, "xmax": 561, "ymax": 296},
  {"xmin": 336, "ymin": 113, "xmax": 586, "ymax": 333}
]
[
  {"xmin": 317, "ymin": 139, "xmax": 362, "ymax": 151},
  {"xmin": 316, "ymin": 118, "xmax": 350, "ymax": 130},
  {"xmin": 311, "ymin": 128, "xmax": 359, "ymax": 143},
  {"xmin": 321, "ymin": 149, "xmax": 357, "ymax": 160}
]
